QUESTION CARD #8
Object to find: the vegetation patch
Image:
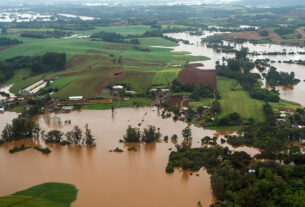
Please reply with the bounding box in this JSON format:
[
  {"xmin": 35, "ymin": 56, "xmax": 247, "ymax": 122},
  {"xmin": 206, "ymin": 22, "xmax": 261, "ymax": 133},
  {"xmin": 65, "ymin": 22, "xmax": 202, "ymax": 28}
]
[{"xmin": 0, "ymin": 182, "xmax": 78, "ymax": 207}]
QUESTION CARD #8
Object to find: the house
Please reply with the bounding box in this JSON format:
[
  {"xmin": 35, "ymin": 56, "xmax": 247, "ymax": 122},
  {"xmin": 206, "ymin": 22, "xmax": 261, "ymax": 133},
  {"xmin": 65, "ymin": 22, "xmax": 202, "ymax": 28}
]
[
  {"xmin": 62, "ymin": 106, "xmax": 74, "ymax": 112},
  {"xmin": 113, "ymin": 85, "xmax": 124, "ymax": 90},
  {"xmin": 125, "ymin": 91, "xmax": 136, "ymax": 95},
  {"xmin": 69, "ymin": 96, "xmax": 83, "ymax": 101},
  {"xmin": 149, "ymin": 88, "xmax": 158, "ymax": 92},
  {"xmin": 161, "ymin": 89, "xmax": 170, "ymax": 93},
  {"xmin": 280, "ymin": 114, "xmax": 287, "ymax": 118}
]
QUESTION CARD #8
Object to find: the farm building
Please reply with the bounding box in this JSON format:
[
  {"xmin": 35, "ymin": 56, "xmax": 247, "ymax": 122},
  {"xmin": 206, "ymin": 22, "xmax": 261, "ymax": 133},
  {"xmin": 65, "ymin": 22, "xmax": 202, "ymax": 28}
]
[
  {"xmin": 22, "ymin": 80, "xmax": 46, "ymax": 94},
  {"xmin": 113, "ymin": 85, "xmax": 124, "ymax": 90},
  {"xmin": 178, "ymin": 63, "xmax": 217, "ymax": 91},
  {"xmin": 125, "ymin": 91, "xmax": 136, "ymax": 95},
  {"xmin": 62, "ymin": 106, "xmax": 74, "ymax": 112},
  {"xmin": 69, "ymin": 96, "xmax": 83, "ymax": 101},
  {"xmin": 149, "ymin": 88, "xmax": 158, "ymax": 92}
]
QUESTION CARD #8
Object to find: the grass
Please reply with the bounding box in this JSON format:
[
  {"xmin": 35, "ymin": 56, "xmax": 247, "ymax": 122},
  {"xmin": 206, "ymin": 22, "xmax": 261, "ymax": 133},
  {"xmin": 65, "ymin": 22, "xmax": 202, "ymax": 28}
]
[
  {"xmin": 217, "ymin": 76, "xmax": 302, "ymax": 122},
  {"xmin": 82, "ymin": 103, "xmax": 114, "ymax": 110},
  {"xmin": 217, "ymin": 76, "xmax": 266, "ymax": 122},
  {"xmin": 138, "ymin": 37, "xmax": 178, "ymax": 47},
  {"xmin": 0, "ymin": 182, "xmax": 78, "ymax": 207},
  {"xmin": 119, "ymin": 97, "xmax": 152, "ymax": 108},
  {"xmin": 0, "ymin": 38, "xmax": 103, "ymax": 61},
  {"xmin": 1, "ymin": 25, "xmax": 209, "ymax": 98},
  {"xmin": 189, "ymin": 98, "xmax": 214, "ymax": 108}
]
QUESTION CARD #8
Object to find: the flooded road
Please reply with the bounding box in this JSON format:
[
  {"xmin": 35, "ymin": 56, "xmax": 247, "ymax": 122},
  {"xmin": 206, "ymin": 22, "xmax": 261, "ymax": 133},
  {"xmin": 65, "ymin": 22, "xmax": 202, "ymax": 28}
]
[
  {"xmin": 0, "ymin": 108, "xmax": 260, "ymax": 207},
  {"xmin": 0, "ymin": 84, "xmax": 15, "ymax": 100},
  {"xmin": 165, "ymin": 32, "xmax": 305, "ymax": 106}
]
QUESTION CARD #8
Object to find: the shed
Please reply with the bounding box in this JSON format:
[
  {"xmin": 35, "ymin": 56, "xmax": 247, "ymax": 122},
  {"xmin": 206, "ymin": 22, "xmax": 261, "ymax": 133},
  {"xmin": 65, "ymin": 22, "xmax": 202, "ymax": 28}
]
[
  {"xmin": 113, "ymin": 85, "xmax": 124, "ymax": 90},
  {"xmin": 69, "ymin": 96, "xmax": 83, "ymax": 101}
]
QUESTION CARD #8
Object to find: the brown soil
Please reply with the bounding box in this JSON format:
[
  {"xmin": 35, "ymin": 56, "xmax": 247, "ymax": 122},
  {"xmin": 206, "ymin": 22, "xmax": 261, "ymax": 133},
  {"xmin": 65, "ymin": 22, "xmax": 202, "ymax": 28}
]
[
  {"xmin": 296, "ymin": 28, "xmax": 305, "ymax": 38},
  {"xmin": 102, "ymin": 44, "xmax": 129, "ymax": 50},
  {"xmin": 95, "ymin": 69, "xmax": 123, "ymax": 96},
  {"xmin": 178, "ymin": 64, "xmax": 217, "ymax": 90},
  {"xmin": 55, "ymin": 99, "xmax": 112, "ymax": 105},
  {"xmin": 0, "ymin": 45, "xmax": 17, "ymax": 51},
  {"xmin": 168, "ymin": 96, "xmax": 189, "ymax": 109},
  {"xmin": 228, "ymin": 30, "xmax": 265, "ymax": 40},
  {"xmin": 229, "ymin": 28, "xmax": 305, "ymax": 46}
]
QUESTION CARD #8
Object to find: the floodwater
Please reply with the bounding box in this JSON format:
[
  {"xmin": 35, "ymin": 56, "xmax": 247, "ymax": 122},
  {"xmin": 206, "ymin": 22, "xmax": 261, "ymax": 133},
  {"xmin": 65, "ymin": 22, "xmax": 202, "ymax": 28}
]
[
  {"xmin": 0, "ymin": 84, "xmax": 15, "ymax": 100},
  {"xmin": 164, "ymin": 32, "xmax": 305, "ymax": 106},
  {"xmin": 0, "ymin": 108, "xmax": 260, "ymax": 207}
]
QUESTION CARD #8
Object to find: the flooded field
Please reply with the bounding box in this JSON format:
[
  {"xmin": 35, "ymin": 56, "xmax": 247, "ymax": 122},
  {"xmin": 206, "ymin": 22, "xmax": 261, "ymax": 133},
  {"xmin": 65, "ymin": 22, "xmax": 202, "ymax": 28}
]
[
  {"xmin": 0, "ymin": 107, "xmax": 260, "ymax": 207},
  {"xmin": 165, "ymin": 32, "xmax": 305, "ymax": 106}
]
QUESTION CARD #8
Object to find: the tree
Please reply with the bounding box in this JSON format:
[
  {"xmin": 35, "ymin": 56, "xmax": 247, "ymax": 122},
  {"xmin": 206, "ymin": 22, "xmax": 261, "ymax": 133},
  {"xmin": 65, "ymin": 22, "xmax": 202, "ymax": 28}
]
[
  {"xmin": 123, "ymin": 125, "xmax": 141, "ymax": 142},
  {"xmin": 141, "ymin": 125, "xmax": 161, "ymax": 143},
  {"xmin": 1, "ymin": 27, "xmax": 7, "ymax": 34},
  {"xmin": 45, "ymin": 130, "xmax": 63, "ymax": 143},
  {"xmin": 71, "ymin": 126, "xmax": 83, "ymax": 144},
  {"xmin": 85, "ymin": 124, "xmax": 95, "ymax": 146},
  {"xmin": 182, "ymin": 126, "xmax": 192, "ymax": 141}
]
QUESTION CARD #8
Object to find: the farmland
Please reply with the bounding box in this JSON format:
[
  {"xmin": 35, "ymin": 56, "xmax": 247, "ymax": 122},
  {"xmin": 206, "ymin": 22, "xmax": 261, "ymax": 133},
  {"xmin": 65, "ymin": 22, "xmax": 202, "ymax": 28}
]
[
  {"xmin": 0, "ymin": 182, "xmax": 78, "ymax": 207},
  {"xmin": 0, "ymin": 26, "xmax": 207, "ymax": 98},
  {"xmin": 217, "ymin": 76, "xmax": 301, "ymax": 122}
]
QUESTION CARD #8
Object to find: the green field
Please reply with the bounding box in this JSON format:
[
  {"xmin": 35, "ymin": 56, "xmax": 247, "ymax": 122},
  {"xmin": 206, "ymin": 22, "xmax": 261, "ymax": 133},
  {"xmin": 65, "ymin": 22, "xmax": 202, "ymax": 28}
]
[
  {"xmin": 0, "ymin": 182, "xmax": 78, "ymax": 207},
  {"xmin": 1, "ymin": 26, "xmax": 208, "ymax": 98},
  {"xmin": 217, "ymin": 76, "xmax": 266, "ymax": 122},
  {"xmin": 217, "ymin": 76, "xmax": 302, "ymax": 122}
]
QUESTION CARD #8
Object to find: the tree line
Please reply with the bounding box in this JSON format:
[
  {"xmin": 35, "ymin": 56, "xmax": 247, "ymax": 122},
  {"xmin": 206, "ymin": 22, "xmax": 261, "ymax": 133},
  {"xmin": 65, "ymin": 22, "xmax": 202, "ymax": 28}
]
[
  {"xmin": 0, "ymin": 37, "xmax": 23, "ymax": 46},
  {"xmin": 0, "ymin": 52, "xmax": 66, "ymax": 83}
]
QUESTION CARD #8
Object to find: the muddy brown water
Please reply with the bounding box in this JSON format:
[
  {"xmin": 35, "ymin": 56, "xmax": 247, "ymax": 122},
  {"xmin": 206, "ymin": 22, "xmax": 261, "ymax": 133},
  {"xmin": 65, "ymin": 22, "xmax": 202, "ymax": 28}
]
[
  {"xmin": 0, "ymin": 108, "xmax": 260, "ymax": 207},
  {"xmin": 165, "ymin": 32, "xmax": 305, "ymax": 106}
]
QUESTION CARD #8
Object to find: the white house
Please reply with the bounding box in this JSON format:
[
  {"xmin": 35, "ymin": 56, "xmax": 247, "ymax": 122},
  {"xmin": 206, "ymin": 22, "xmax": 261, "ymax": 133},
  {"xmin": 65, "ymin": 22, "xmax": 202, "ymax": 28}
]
[
  {"xmin": 149, "ymin": 88, "xmax": 157, "ymax": 92},
  {"xmin": 69, "ymin": 96, "xmax": 83, "ymax": 101},
  {"xmin": 113, "ymin": 85, "xmax": 124, "ymax": 90},
  {"xmin": 161, "ymin": 89, "xmax": 170, "ymax": 93},
  {"xmin": 125, "ymin": 91, "xmax": 136, "ymax": 95}
]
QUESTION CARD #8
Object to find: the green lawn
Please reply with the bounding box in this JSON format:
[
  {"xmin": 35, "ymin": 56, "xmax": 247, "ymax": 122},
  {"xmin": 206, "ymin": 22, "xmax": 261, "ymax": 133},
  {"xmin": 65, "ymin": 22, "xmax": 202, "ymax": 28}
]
[
  {"xmin": 217, "ymin": 76, "xmax": 302, "ymax": 122},
  {"xmin": 119, "ymin": 97, "xmax": 152, "ymax": 108},
  {"xmin": 217, "ymin": 76, "xmax": 266, "ymax": 122},
  {"xmin": 0, "ymin": 182, "xmax": 78, "ymax": 207},
  {"xmin": 82, "ymin": 103, "xmax": 114, "ymax": 110}
]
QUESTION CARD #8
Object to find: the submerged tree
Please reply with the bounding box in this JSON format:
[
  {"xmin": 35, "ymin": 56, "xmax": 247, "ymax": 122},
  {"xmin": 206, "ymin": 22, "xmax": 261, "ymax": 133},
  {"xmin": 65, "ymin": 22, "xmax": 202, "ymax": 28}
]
[
  {"xmin": 123, "ymin": 125, "xmax": 141, "ymax": 142},
  {"xmin": 141, "ymin": 125, "xmax": 161, "ymax": 143},
  {"xmin": 71, "ymin": 126, "xmax": 83, "ymax": 144},
  {"xmin": 85, "ymin": 124, "xmax": 95, "ymax": 146},
  {"xmin": 182, "ymin": 126, "xmax": 192, "ymax": 141},
  {"xmin": 45, "ymin": 130, "xmax": 63, "ymax": 143},
  {"xmin": 1, "ymin": 115, "xmax": 40, "ymax": 142}
]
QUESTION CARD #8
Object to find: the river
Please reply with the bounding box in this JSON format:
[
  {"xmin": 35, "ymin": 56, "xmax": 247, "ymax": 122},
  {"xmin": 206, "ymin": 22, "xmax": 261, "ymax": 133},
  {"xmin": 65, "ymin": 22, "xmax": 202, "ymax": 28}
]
[
  {"xmin": 0, "ymin": 108, "xmax": 260, "ymax": 207},
  {"xmin": 164, "ymin": 32, "xmax": 305, "ymax": 106}
]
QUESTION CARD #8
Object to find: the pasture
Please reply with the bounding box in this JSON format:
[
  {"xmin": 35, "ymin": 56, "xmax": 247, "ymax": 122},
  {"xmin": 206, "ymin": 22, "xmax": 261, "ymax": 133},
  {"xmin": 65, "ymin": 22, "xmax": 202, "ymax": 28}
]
[{"xmin": 0, "ymin": 182, "xmax": 78, "ymax": 207}]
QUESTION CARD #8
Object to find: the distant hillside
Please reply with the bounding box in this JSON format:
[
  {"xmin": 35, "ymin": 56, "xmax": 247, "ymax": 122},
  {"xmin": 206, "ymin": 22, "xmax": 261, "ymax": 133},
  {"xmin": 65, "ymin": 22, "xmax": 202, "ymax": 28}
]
[{"xmin": 241, "ymin": 0, "xmax": 305, "ymax": 7}]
